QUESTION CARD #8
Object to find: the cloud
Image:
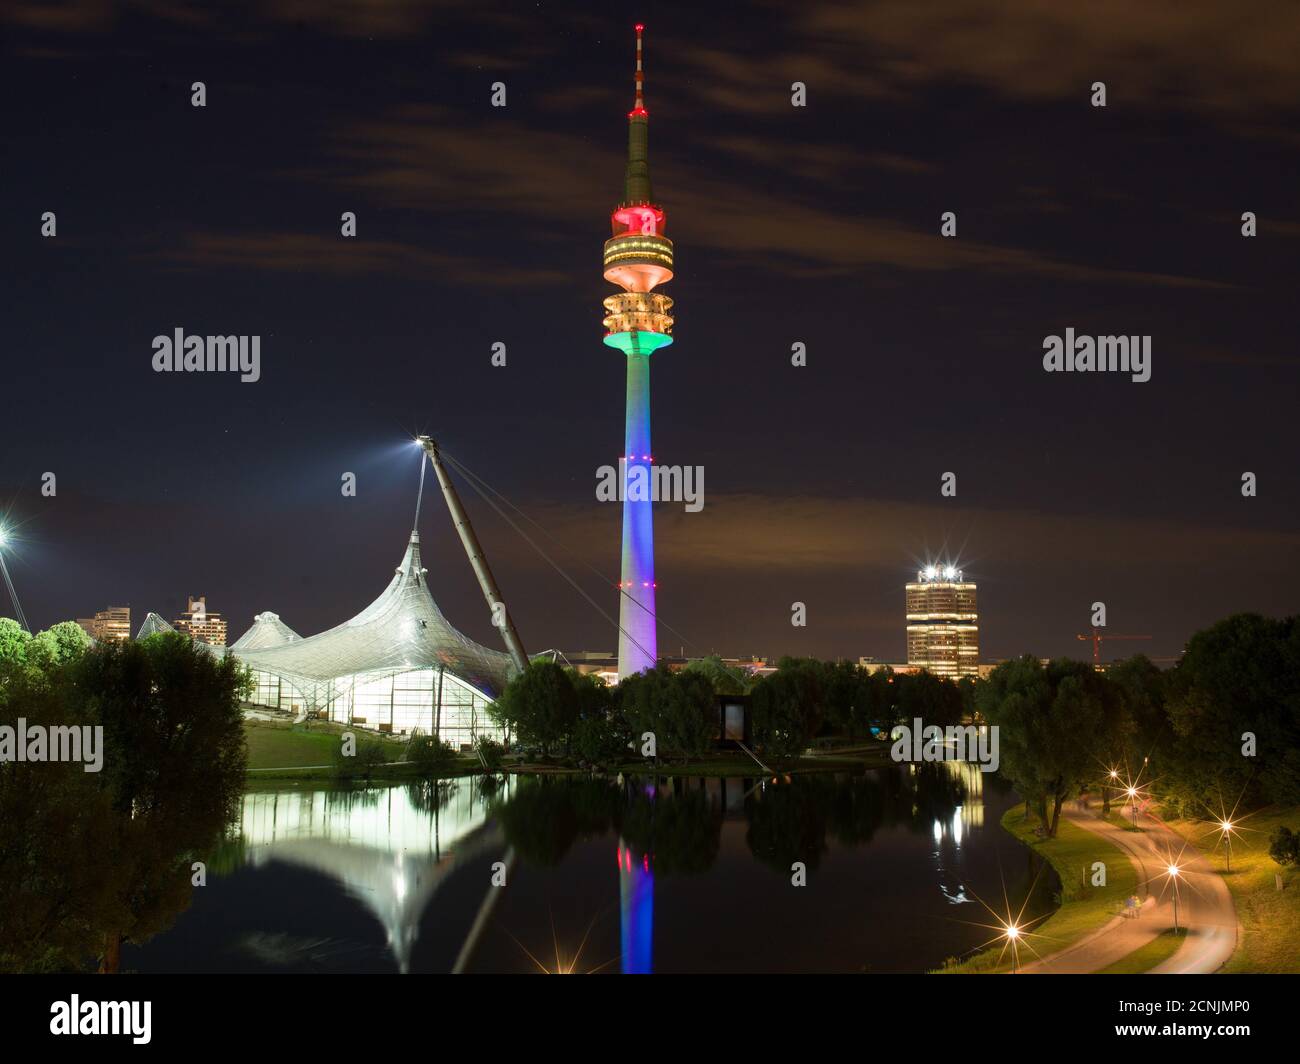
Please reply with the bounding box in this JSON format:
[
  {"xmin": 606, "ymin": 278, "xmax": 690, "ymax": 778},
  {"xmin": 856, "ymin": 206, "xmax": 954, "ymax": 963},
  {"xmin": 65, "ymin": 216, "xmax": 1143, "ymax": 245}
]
[
  {"xmin": 143, "ymin": 100, "xmax": 1229, "ymax": 287},
  {"xmin": 307, "ymin": 106, "xmax": 1228, "ymax": 288},
  {"xmin": 680, "ymin": 0, "xmax": 1300, "ymax": 118},
  {"xmin": 143, "ymin": 230, "xmax": 566, "ymax": 285},
  {"xmin": 485, "ymin": 491, "xmax": 1300, "ymax": 575}
]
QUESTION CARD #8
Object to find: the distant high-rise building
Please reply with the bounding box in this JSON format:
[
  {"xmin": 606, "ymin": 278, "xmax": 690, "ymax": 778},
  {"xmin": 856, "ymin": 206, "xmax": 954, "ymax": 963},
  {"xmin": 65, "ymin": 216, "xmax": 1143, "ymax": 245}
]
[
  {"xmin": 76, "ymin": 605, "xmax": 131, "ymax": 643},
  {"xmin": 174, "ymin": 595, "xmax": 228, "ymax": 646},
  {"xmin": 906, "ymin": 565, "xmax": 979, "ymax": 679}
]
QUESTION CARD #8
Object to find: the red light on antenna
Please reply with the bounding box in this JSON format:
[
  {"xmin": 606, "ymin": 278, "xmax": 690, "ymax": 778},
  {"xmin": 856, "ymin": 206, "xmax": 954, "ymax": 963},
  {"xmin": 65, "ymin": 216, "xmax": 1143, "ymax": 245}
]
[{"xmin": 635, "ymin": 23, "xmax": 645, "ymax": 32}]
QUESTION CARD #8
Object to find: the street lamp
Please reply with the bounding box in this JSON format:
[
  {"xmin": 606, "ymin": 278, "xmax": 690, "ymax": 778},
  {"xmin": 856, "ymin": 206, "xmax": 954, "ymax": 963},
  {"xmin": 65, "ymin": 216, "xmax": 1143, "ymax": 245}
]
[
  {"xmin": 1167, "ymin": 864, "xmax": 1181, "ymax": 932},
  {"xmin": 1219, "ymin": 820, "xmax": 1234, "ymax": 872},
  {"xmin": 1005, "ymin": 923, "xmax": 1021, "ymax": 974},
  {"xmin": 1126, "ymin": 786, "xmax": 1139, "ymax": 828}
]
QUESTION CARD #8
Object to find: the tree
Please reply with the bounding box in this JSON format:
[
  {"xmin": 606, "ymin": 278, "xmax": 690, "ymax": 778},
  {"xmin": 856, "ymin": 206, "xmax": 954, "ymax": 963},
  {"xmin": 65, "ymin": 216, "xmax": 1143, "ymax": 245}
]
[
  {"xmin": 489, "ymin": 661, "xmax": 579, "ymax": 758},
  {"xmin": 896, "ymin": 670, "xmax": 964, "ymax": 730},
  {"xmin": 0, "ymin": 617, "xmax": 29, "ymax": 666},
  {"xmin": 618, "ymin": 666, "xmax": 714, "ymax": 761},
  {"xmin": 1, "ymin": 630, "xmax": 246, "ymax": 972},
  {"xmin": 863, "ymin": 667, "xmax": 901, "ymax": 735},
  {"xmin": 683, "ymin": 655, "xmax": 747, "ymax": 696},
  {"xmin": 1106, "ymin": 654, "xmax": 1167, "ymax": 759},
  {"xmin": 819, "ymin": 660, "xmax": 862, "ymax": 737},
  {"xmin": 0, "ymin": 667, "xmax": 124, "ymax": 971},
  {"xmin": 1099, "ymin": 654, "xmax": 1164, "ymax": 813},
  {"xmin": 570, "ymin": 671, "xmax": 630, "ymax": 767},
  {"xmin": 750, "ymin": 664, "xmax": 823, "ymax": 760},
  {"xmin": 977, "ymin": 657, "xmax": 1112, "ymax": 837},
  {"xmin": 1162, "ymin": 614, "xmax": 1300, "ymax": 815},
  {"xmin": 668, "ymin": 670, "xmax": 719, "ymax": 758},
  {"xmin": 27, "ymin": 623, "xmax": 88, "ymax": 670},
  {"xmin": 76, "ymin": 632, "xmax": 249, "ymax": 971}
]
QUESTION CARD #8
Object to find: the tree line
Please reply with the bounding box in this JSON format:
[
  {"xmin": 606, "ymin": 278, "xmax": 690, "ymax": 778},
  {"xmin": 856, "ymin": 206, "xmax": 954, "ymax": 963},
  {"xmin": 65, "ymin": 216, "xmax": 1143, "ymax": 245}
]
[
  {"xmin": 489, "ymin": 653, "xmax": 975, "ymax": 764},
  {"xmin": 493, "ymin": 613, "xmax": 1300, "ymax": 841},
  {"xmin": 978, "ymin": 613, "xmax": 1300, "ymax": 837}
]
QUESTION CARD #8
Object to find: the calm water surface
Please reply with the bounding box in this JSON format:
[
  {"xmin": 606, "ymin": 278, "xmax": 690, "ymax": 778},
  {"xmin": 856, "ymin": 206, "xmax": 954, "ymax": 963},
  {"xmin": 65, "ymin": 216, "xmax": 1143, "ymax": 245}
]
[{"xmin": 126, "ymin": 765, "xmax": 1057, "ymax": 974}]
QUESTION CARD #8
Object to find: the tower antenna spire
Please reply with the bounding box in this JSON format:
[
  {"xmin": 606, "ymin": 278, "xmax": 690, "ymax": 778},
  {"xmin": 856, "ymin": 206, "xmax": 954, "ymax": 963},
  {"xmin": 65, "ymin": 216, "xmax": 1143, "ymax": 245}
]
[{"xmin": 633, "ymin": 23, "xmax": 646, "ymax": 114}]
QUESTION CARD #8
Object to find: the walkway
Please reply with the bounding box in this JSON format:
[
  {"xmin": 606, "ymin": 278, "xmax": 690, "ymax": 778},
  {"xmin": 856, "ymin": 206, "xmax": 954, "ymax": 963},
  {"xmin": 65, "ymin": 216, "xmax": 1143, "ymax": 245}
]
[{"xmin": 1021, "ymin": 801, "xmax": 1236, "ymax": 974}]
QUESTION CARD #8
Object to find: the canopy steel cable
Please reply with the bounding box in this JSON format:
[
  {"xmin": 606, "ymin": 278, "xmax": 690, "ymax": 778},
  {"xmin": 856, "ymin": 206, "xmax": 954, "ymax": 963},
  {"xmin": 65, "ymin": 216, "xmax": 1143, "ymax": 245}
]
[
  {"xmin": 0, "ymin": 554, "xmax": 30, "ymax": 634},
  {"xmin": 439, "ymin": 449, "xmax": 703, "ymax": 657},
  {"xmin": 440, "ymin": 449, "xmax": 702, "ymax": 656},
  {"xmin": 436, "ymin": 450, "xmax": 658, "ymax": 667},
  {"xmin": 413, "ymin": 449, "xmax": 428, "ymax": 530}
]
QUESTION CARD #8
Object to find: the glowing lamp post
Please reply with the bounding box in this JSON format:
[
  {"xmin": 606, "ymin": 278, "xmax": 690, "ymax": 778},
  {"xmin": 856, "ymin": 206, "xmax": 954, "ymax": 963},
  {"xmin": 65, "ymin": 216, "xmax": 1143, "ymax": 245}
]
[
  {"xmin": 1005, "ymin": 923, "xmax": 1021, "ymax": 974},
  {"xmin": 1220, "ymin": 820, "xmax": 1234, "ymax": 872},
  {"xmin": 1167, "ymin": 864, "xmax": 1181, "ymax": 932},
  {"xmin": 1126, "ymin": 786, "xmax": 1139, "ymax": 828}
]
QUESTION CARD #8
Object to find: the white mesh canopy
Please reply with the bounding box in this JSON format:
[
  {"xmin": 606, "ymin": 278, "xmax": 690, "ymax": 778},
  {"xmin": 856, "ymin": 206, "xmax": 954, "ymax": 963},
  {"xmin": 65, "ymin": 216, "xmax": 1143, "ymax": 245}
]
[
  {"xmin": 230, "ymin": 611, "xmax": 301, "ymax": 651},
  {"xmin": 135, "ymin": 612, "xmax": 177, "ymax": 639},
  {"xmin": 227, "ymin": 531, "xmax": 514, "ymax": 711}
]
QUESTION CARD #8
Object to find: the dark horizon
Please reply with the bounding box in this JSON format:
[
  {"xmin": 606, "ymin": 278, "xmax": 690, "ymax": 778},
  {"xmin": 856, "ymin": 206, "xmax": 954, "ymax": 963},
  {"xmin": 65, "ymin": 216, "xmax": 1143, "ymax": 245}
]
[{"xmin": 4, "ymin": 1, "xmax": 1299, "ymax": 664}]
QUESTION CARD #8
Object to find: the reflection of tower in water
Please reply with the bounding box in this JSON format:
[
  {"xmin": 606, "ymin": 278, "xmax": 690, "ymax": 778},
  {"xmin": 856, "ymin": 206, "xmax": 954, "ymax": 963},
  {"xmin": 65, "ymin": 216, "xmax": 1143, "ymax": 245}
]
[{"xmin": 617, "ymin": 842, "xmax": 654, "ymax": 974}]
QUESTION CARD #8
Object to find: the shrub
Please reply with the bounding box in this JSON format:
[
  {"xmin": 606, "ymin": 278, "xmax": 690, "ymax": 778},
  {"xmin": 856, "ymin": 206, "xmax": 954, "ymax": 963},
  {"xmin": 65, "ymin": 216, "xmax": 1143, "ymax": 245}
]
[
  {"xmin": 475, "ymin": 736, "xmax": 505, "ymax": 772},
  {"xmin": 1268, "ymin": 826, "xmax": 1300, "ymax": 867},
  {"xmin": 333, "ymin": 731, "xmax": 389, "ymax": 780},
  {"xmin": 408, "ymin": 729, "xmax": 457, "ymax": 777}
]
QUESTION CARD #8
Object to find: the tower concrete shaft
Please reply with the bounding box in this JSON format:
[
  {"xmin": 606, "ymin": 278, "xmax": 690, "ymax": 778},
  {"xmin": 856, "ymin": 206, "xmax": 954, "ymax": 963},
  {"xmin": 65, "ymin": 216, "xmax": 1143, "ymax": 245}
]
[{"xmin": 618, "ymin": 338, "xmax": 657, "ymax": 675}]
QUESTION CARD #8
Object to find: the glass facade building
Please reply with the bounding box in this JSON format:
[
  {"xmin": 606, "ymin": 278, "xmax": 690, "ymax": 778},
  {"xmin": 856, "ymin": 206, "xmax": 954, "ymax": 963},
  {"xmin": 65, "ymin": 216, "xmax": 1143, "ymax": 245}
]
[
  {"xmin": 905, "ymin": 566, "xmax": 980, "ymax": 679},
  {"xmin": 137, "ymin": 532, "xmax": 516, "ymax": 749}
]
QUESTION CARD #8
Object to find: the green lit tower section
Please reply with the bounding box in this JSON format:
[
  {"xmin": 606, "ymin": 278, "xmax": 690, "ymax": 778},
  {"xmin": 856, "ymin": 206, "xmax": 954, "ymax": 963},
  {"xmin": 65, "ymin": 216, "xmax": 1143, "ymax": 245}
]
[{"xmin": 604, "ymin": 23, "xmax": 672, "ymax": 679}]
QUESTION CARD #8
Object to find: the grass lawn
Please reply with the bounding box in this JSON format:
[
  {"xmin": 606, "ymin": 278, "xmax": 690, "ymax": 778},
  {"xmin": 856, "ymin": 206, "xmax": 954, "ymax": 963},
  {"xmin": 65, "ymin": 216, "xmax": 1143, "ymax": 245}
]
[
  {"xmin": 243, "ymin": 720, "xmax": 491, "ymax": 781},
  {"xmin": 245, "ymin": 722, "xmax": 356, "ymax": 768},
  {"xmin": 940, "ymin": 807, "xmax": 1137, "ymax": 973},
  {"xmin": 245, "ymin": 720, "xmax": 416, "ymax": 768},
  {"xmin": 1164, "ymin": 805, "xmax": 1300, "ymax": 974},
  {"xmin": 1097, "ymin": 929, "xmax": 1187, "ymax": 974}
]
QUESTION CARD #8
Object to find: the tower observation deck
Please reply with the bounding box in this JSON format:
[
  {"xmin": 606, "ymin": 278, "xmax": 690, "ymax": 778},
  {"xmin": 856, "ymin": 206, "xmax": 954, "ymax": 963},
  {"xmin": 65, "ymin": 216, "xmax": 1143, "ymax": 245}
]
[{"xmin": 604, "ymin": 24, "xmax": 671, "ymax": 678}]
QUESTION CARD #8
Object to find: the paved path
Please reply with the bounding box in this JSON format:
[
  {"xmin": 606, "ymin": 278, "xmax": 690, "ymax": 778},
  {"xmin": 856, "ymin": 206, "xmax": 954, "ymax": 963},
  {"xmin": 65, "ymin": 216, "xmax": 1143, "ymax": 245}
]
[{"xmin": 1021, "ymin": 801, "xmax": 1236, "ymax": 974}]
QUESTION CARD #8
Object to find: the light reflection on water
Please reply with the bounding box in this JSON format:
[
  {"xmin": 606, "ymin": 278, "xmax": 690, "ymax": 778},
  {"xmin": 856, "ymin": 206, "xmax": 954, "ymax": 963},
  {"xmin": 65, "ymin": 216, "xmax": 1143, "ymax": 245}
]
[{"xmin": 127, "ymin": 765, "xmax": 1056, "ymax": 974}]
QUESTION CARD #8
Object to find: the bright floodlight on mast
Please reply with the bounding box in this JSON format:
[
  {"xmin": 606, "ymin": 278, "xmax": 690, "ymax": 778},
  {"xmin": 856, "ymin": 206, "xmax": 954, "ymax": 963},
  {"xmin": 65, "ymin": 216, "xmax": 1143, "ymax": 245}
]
[{"xmin": 0, "ymin": 525, "xmax": 32, "ymax": 633}]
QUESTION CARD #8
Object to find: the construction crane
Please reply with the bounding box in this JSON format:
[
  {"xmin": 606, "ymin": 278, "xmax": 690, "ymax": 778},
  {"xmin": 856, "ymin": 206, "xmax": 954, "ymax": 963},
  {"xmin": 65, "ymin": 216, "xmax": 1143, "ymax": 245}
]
[{"xmin": 1077, "ymin": 628, "xmax": 1151, "ymax": 667}]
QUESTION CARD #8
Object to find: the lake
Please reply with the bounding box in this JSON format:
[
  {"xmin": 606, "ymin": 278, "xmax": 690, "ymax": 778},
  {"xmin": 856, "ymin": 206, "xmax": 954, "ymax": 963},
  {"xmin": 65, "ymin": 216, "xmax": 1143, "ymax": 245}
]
[{"xmin": 125, "ymin": 763, "xmax": 1057, "ymax": 974}]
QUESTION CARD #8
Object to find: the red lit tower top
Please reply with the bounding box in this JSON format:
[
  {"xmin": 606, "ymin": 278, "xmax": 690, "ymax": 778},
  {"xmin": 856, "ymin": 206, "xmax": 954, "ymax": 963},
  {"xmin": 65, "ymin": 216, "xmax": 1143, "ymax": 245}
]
[{"xmin": 603, "ymin": 23, "xmax": 675, "ymax": 337}]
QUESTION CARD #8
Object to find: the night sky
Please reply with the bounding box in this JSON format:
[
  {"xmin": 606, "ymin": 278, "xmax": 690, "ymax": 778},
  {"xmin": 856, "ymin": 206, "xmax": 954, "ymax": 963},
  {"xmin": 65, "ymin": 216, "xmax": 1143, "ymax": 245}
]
[{"xmin": 4, "ymin": 1, "xmax": 1298, "ymax": 664}]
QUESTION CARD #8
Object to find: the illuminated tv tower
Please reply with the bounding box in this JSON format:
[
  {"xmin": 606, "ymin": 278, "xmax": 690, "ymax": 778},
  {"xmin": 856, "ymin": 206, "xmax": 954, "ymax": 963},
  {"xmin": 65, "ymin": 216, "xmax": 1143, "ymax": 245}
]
[{"xmin": 603, "ymin": 23, "xmax": 673, "ymax": 678}]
